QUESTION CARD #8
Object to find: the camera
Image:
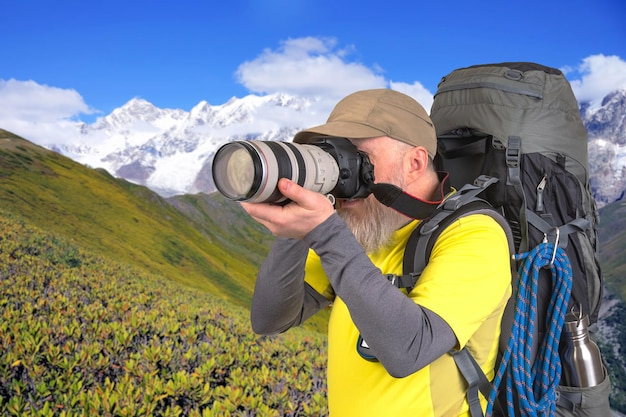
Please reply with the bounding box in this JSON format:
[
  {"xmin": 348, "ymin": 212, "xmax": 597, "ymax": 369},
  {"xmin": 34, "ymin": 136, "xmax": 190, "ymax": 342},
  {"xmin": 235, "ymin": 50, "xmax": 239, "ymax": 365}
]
[{"xmin": 211, "ymin": 136, "xmax": 375, "ymax": 204}]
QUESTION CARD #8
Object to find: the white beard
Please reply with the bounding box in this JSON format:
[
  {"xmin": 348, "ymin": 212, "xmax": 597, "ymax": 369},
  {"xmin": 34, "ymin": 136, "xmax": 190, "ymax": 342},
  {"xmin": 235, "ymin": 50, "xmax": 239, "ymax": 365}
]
[{"xmin": 338, "ymin": 195, "xmax": 409, "ymax": 253}]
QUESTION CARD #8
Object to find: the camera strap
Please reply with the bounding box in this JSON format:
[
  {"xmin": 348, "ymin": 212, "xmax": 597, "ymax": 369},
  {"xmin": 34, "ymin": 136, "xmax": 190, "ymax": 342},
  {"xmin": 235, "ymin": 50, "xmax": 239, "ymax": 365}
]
[{"xmin": 371, "ymin": 172, "xmax": 452, "ymax": 220}]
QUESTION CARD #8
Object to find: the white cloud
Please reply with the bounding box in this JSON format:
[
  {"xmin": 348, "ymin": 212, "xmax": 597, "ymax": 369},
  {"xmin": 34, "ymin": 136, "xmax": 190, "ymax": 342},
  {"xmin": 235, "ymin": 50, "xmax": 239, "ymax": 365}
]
[
  {"xmin": 565, "ymin": 55, "xmax": 626, "ymax": 108},
  {"xmin": 236, "ymin": 37, "xmax": 387, "ymax": 100},
  {"xmin": 235, "ymin": 36, "xmax": 436, "ymax": 120},
  {"xmin": 0, "ymin": 79, "xmax": 96, "ymax": 145}
]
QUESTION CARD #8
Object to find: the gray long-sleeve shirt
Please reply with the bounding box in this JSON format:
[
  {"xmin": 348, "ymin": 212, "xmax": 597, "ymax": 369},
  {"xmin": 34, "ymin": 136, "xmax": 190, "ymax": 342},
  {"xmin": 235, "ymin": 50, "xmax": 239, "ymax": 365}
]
[{"xmin": 250, "ymin": 213, "xmax": 456, "ymax": 377}]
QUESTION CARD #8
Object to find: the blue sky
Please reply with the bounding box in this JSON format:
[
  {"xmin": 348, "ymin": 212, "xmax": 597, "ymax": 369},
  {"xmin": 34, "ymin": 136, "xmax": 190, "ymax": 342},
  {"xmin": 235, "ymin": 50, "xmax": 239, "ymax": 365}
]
[{"xmin": 1, "ymin": 0, "xmax": 626, "ymax": 130}]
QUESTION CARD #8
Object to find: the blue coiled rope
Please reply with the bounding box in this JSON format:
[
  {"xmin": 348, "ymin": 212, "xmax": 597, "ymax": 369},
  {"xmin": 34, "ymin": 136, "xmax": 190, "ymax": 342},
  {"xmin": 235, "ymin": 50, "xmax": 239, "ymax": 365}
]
[{"xmin": 486, "ymin": 241, "xmax": 573, "ymax": 417}]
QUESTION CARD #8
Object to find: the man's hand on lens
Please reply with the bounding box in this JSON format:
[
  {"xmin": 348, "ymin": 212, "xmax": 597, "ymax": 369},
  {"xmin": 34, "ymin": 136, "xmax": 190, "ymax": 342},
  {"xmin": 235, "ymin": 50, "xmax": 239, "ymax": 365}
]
[{"xmin": 241, "ymin": 178, "xmax": 335, "ymax": 239}]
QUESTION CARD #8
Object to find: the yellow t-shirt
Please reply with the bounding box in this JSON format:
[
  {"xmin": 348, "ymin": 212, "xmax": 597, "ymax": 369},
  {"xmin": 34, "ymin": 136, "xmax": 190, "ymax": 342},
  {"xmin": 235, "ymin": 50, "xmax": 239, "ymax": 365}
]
[{"xmin": 305, "ymin": 214, "xmax": 512, "ymax": 417}]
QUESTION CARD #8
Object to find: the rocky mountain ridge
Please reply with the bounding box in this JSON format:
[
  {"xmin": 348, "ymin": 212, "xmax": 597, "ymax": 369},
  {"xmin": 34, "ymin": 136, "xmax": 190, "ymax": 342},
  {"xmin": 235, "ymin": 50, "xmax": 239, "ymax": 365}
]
[
  {"xmin": 54, "ymin": 94, "xmax": 312, "ymax": 196},
  {"xmin": 585, "ymin": 89, "xmax": 626, "ymax": 207}
]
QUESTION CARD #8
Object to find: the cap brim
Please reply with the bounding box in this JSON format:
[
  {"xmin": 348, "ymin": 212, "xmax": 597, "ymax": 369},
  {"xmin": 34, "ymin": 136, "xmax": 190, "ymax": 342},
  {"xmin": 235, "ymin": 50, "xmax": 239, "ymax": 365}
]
[{"xmin": 293, "ymin": 121, "xmax": 386, "ymax": 143}]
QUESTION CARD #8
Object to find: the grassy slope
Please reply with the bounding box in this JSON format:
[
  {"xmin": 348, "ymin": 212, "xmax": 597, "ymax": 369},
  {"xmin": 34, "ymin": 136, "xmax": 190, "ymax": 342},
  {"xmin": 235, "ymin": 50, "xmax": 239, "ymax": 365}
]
[
  {"xmin": 0, "ymin": 129, "xmax": 267, "ymax": 308},
  {"xmin": 598, "ymin": 199, "xmax": 626, "ymax": 300}
]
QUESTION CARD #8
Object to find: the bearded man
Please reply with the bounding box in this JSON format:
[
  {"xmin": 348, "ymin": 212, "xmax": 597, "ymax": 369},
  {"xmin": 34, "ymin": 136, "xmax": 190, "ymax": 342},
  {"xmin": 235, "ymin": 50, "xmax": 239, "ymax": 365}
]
[{"xmin": 241, "ymin": 89, "xmax": 511, "ymax": 417}]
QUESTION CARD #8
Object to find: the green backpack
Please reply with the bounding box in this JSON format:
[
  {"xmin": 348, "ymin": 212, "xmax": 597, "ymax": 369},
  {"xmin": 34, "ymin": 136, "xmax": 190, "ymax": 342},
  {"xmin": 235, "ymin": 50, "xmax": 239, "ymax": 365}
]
[{"xmin": 430, "ymin": 62, "xmax": 602, "ymax": 330}]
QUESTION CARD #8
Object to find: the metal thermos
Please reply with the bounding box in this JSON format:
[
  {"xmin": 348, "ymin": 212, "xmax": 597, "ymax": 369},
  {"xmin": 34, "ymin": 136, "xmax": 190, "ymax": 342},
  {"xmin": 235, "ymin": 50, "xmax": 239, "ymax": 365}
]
[{"xmin": 559, "ymin": 305, "xmax": 604, "ymax": 387}]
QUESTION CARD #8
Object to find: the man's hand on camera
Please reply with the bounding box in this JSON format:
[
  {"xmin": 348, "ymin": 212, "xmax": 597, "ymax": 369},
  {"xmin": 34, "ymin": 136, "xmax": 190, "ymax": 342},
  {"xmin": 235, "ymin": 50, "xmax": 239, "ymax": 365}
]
[{"xmin": 241, "ymin": 178, "xmax": 335, "ymax": 239}]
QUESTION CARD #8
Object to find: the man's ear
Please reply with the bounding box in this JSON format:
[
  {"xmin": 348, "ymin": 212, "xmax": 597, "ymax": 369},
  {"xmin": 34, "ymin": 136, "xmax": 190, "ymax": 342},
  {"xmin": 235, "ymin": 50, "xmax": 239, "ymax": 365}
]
[{"xmin": 405, "ymin": 146, "xmax": 430, "ymax": 183}]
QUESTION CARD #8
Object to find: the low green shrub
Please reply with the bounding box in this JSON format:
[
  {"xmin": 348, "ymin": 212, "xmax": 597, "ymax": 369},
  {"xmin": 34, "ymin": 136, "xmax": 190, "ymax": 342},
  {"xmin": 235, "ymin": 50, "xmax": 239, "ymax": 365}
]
[{"xmin": 0, "ymin": 212, "xmax": 328, "ymax": 416}]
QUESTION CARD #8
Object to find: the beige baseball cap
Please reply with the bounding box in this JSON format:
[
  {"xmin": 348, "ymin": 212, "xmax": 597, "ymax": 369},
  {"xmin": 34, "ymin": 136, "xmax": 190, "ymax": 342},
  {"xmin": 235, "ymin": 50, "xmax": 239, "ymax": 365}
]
[{"xmin": 293, "ymin": 89, "xmax": 436, "ymax": 158}]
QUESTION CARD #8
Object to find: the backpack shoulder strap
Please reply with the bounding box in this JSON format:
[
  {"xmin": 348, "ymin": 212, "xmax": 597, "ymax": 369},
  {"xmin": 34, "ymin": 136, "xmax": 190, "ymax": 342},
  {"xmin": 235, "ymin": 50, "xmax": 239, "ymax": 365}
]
[{"xmin": 390, "ymin": 175, "xmax": 508, "ymax": 292}]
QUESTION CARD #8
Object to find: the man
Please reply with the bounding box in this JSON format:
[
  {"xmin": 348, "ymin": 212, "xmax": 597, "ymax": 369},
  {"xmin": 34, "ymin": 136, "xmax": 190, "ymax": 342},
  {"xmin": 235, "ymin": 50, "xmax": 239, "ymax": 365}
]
[{"xmin": 241, "ymin": 89, "xmax": 512, "ymax": 416}]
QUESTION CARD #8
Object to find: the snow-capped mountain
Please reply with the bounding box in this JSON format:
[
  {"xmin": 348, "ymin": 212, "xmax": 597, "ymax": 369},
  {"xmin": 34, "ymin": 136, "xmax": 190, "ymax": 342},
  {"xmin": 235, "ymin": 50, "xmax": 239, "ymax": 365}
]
[
  {"xmin": 50, "ymin": 90, "xmax": 626, "ymax": 206},
  {"xmin": 583, "ymin": 89, "xmax": 626, "ymax": 207},
  {"xmin": 53, "ymin": 93, "xmax": 322, "ymax": 196}
]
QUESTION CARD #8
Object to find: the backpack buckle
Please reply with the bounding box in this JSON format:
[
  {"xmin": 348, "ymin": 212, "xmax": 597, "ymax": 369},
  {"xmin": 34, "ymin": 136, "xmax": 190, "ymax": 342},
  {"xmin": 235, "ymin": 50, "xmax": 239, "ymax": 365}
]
[
  {"xmin": 506, "ymin": 136, "xmax": 521, "ymax": 168},
  {"xmin": 386, "ymin": 273, "xmax": 419, "ymax": 290},
  {"xmin": 474, "ymin": 175, "xmax": 498, "ymax": 189}
]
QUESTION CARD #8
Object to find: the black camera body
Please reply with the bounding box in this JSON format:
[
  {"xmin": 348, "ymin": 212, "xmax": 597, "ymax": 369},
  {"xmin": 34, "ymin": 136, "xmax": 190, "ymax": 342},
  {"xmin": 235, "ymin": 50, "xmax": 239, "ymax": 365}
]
[
  {"xmin": 305, "ymin": 136, "xmax": 375, "ymax": 200},
  {"xmin": 211, "ymin": 136, "xmax": 375, "ymax": 204}
]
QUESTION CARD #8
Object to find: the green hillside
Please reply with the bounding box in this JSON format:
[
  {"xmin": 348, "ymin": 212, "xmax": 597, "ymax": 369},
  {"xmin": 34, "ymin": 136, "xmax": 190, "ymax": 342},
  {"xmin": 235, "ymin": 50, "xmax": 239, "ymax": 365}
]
[
  {"xmin": 598, "ymin": 199, "xmax": 626, "ymax": 301},
  {"xmin": 0, "ymin": 129, "xmax": 272, "ymax": 309}
]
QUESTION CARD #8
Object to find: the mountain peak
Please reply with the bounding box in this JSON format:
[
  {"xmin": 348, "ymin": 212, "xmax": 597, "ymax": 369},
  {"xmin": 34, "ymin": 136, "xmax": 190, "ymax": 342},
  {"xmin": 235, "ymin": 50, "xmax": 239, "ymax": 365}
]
[
  {"xmin": 115, "ymin": 97, "xmax": 160, "ymax": 118},
  {"xmin": 601, "ymin": 88, "xmax": 626, "ymax": 108},
  {"xmin": 123, "ymin": 97, "xmax": 154, "ymax": 107},
  {"xmin": 585, "ymin": 89, "xmax": 626, "ymax": 141},
  {"xmin": 191, "ymin": 100, "xmax": 210, "ymax": 112}
]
